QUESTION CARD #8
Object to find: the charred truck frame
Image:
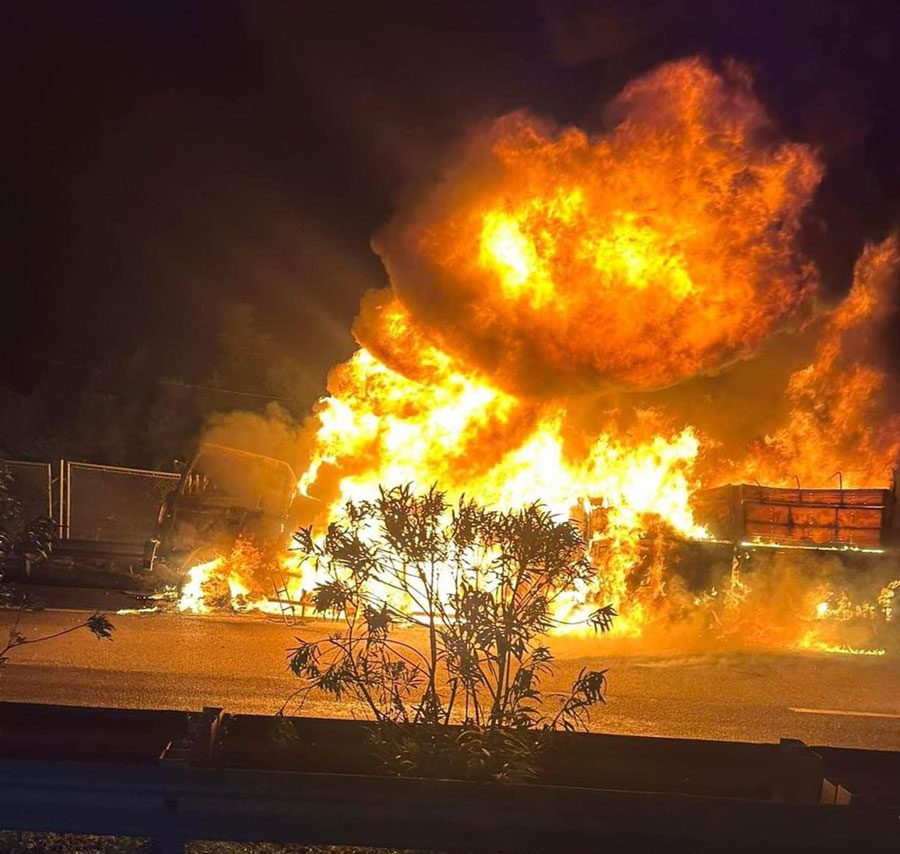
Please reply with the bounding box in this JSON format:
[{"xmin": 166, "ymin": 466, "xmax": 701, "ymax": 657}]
[
  {"xmin": 148, "ymin": 443, "xmax": 297, "ymax": 573},
  {"xmin": 147, "ymin": 449, "xmax": 899, "ymax": 649},
  {"xmin": 151, "ymin": 457, "xmax": 900, "ymax": 566}
]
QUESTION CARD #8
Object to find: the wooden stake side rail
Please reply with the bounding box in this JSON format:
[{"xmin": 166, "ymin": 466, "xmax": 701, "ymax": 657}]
[
  {"xmin": 693, "ymin": 482, "xmax": 897, "ymax": 546},
  {"xmin": 742, "ymin": 487, "xmax": 888, "ymax": 506},
  {"xmin": 0, "ymin": 759, "xmax": 897, "ymax": 854}
]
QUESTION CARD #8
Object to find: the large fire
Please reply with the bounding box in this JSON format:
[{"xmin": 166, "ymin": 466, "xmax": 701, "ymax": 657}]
[
  {"xmin": 732, "ymin": 237, "xmax": 900, "ymax": 488},
  {"xmin": 178, "ymin": 58, "xmax": 900, "ymax": 654},
  {"xmin": 369, "ymin": 58, "xmax": 820, "ymax": 396}
]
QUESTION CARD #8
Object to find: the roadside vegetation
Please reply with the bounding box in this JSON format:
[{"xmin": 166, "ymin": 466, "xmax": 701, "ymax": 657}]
[
  {"xmin": 285, "ymin": 485, "xmax": 615, "ymax": 782},
  {"xmin": 0, "ymin": 465, "xmax": 114, "ymax": 667}
]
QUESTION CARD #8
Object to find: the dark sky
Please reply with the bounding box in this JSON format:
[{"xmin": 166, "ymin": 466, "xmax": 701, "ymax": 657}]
[{"xmin": 3, "ymin": 0, "xmax": 900, "ymax": 395}]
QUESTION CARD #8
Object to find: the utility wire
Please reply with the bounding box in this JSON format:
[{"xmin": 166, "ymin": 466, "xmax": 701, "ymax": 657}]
[{"xmin": 21, "ymin": 354, "xmax": 304, "ymax": 405}]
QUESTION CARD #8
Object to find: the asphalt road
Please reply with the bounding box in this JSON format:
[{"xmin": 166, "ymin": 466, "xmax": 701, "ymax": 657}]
[{"xmin": 1, "ymin": 606, "xmax": 898, "ymax": 751}]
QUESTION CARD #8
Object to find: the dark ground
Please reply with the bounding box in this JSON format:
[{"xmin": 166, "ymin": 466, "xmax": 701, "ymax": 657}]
[{"xmin": 1, "ymin": 602, "xmax": 897, "ymax": 751}]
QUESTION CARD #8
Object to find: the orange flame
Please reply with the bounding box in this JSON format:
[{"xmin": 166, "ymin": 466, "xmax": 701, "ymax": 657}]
[
  {"xmin": 290, "ymin": 57, "xmax": 823, "ymax": 635},
  {"xmin": 368, "ymin": 57, "xmax": 821, "ymax": 396},
  {"xmin": 734, "ymin": 236, "xmax": 900, "ymax": 488},
  {"xmin": 180, "ymin": 58, "xmax": 899, "ymax": 655},
  {"xmin": 177, "ymin": 539, "xmax": 282, "ymax": 615}
]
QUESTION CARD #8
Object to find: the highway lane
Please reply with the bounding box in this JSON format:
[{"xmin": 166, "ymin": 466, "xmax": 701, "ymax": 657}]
[{"xmin": 0, "ymin": 608, "xmax": 898, "ymax": 750}]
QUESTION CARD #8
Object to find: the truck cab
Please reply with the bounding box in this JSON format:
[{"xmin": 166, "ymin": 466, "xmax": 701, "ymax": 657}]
[{"xmin": 150, "ymin": 443, "xmax": 297, "ymax": 573}]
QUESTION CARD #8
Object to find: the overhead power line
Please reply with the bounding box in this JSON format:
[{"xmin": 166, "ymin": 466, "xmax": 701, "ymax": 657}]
[{"xmin": 22, "ymin": 354, "xmax": 304, "ymax": 405}]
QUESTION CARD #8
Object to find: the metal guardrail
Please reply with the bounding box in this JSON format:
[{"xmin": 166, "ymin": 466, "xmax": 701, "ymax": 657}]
[
  {"xmin": 0, "ymin": 758, "xmax": 898, "ymax": 853},
  {"xmin": 0, "ymin": 702, "xmax": 897, "ymax": 852}
]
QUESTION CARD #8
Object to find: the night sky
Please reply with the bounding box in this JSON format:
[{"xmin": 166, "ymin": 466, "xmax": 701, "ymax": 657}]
[{"xmin": 4, "ymin": 0, "xmax": 900, "ymax": 396}]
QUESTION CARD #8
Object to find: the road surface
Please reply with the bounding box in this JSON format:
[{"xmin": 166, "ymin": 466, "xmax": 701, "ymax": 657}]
[{"xmin": 1, "ymin": 606, "xmax": 898, "ymax": 750}]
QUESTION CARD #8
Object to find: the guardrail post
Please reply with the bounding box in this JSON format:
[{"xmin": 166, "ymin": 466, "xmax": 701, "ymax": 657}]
[
  {"xmin": 154, "ymin": 708, "xmax": 224, "ymax": 853},
  {"xmin": 193, "ymin": 706, "xmax": 225, "ymax": 766},
  {"xmin": 773, "ymin": 738, "xmax": 827, "ymax": 804},
  {"xmin": 159, "ymin": 706, "xmax": 224, "ymax": 767},
  {"xmin": 821, "ymin": 778, "xmax": 856, "ymax": 805}
]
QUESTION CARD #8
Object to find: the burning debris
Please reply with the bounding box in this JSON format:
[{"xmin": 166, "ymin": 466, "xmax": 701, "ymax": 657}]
[
  {"xmin": 177, "ymin": 538, "xmax": 285, "ymax": 616},
  {"xmin": 174, "ymin": 57, "xmax": 900, "ymax": 655}
]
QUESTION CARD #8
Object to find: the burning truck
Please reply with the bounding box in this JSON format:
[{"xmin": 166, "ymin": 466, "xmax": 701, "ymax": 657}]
[
  {"xmin": 148, "ymin": 443, "xmax": 300, "ymax": 612},
  {"xmin": 163, "ymin": 57, "xmax": 900, "ymax": 653}
]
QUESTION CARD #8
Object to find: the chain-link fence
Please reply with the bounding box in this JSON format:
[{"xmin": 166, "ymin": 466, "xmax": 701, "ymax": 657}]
[
  {"xmin": 63, "ymin": 462, "xmax": 180, "ymax": 543},
  {"xmin": 0, "ymin": 460, "xmax": 54, "ymax": 533}
]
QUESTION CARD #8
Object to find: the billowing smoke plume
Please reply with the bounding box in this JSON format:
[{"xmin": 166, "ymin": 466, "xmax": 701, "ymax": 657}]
[{"xmin": 202, "ymin": 403, "xmax": 312, "ymax": 481}]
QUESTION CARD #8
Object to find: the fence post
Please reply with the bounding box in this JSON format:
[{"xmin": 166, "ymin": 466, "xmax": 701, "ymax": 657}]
[
  {"xmin": 45, "ymin": 463, "xmax": 53, "ymax": 519},
  {"xmin": 65, "ymin": 461, "xmax": 71, "ymax": 539},
  {"xmin": 57, "ymin": 460, "xmax": 65, "ymax": 539}
]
